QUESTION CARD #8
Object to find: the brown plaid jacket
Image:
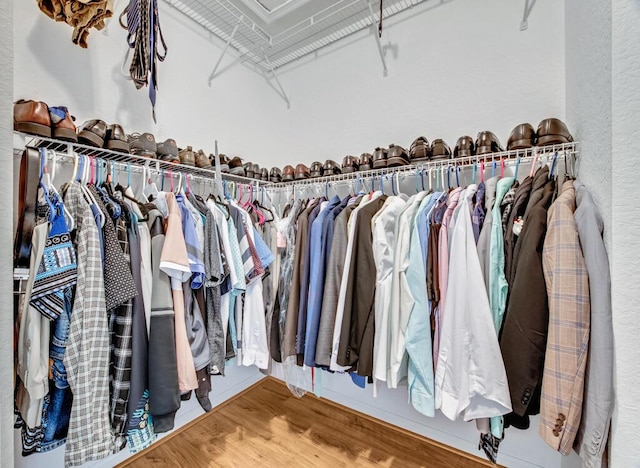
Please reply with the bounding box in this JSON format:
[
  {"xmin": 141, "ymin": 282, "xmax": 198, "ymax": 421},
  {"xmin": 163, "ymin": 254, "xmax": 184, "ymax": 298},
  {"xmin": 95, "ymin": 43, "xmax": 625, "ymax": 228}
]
[{"xmin": 539, "ymin": 180, "xmax": 590, "ymax": 454}]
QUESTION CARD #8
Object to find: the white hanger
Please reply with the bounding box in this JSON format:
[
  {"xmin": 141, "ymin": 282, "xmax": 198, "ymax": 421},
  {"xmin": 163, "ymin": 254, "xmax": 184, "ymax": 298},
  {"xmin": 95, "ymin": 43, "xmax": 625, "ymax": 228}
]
[
  {"xmin": 143, "ymin": 160, "xmax": 160, "ymax": 200},
  {"xmin": 46, "ymin": 150, "xmax": 75, "ymax": 231},
  {"xmin": 79, "ymin": 156, "xmax": 105, "ymax": 227}
]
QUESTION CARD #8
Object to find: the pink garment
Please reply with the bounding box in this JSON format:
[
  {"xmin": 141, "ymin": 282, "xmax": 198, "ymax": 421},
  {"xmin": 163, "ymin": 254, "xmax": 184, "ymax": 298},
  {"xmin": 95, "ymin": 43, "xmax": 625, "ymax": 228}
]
[
  {"xmin": 160, "ymin": 193, "xmax": 198, "ymax": 393},
  {"xmin": 433, "ymin": 188, "xmax": 463, "ymax": 370}
]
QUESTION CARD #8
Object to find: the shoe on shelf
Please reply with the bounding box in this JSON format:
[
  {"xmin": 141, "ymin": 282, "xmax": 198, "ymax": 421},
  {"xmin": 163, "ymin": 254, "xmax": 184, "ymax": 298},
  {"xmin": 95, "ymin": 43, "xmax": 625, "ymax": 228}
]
[
  {"xmin": 13, "ymin": 99, "xmax": 52, "ymax": 138},
  {"xmin": 157, "ymin": 138, "xmax": 179, "ymax": 163},
  {"xmin": 270, "ymin": 167, "xmax": 282, "ymax": 183},
  {"xmin": 78, "ymin": 119, "xmax": 107, "ymax": 147},
  {"xmin": 295, "ymin": 163, "xmax": 310, "ymax": 180},
  {"xmin": 476, "ymin": 131, "xmax": 504, "ymax": 155},
  {"xmin": 431, "ymin": 139, "xmax": 452, "ymax": 161},
  {"xmin": 372, "ymin": 147, "xmax": 388, "ymax": 169},
  {"xmin": 282, "ymin": 165, "xmax": 294, "ymax": 182},
  {"xmin": 536, "ymin": 118, "xmax": 573, "ymax": 147},
  {"xmin": 323, "ymin": 160, "xmax": 342, "ymax": 176},
  {"xmin": 229, "ymin": 157, "xmax": 245, "ymax": 176},
  {"xmin": 195, "ymin": 149, "xmax": 212, "ymax": 169},
  {"xmin": 105, "ymin": 124, "xmax": 128, "ymax": 152},
  {"xmin": 310, "ymin": 161, "xmax": 323, "ymax": 178},
  {"xmin": 260, "ymin": 167, "xmax": 269, "ymax": 181},
  {"xmin": 358, "ymin": 153, "xmax": 373, "ymax": 171},
  {"xmin": 179, "ymin": 146, "xmax": 196, "ymax": 166},
  {"xmin": 49, "ymin": 106, "xmax": 77, "ymax": 142},
  {"xmin": 129, "ymin": 132, "xmax": 157, "ymax": 158},
  {"xmin": 409, "ymin": 136, "xmax": 430, "ymax": 162},
  {"xmin": 507, "ymin": 123, "xmax": 536, "ymax": 150},
  {"xmin": 210, "ymin": 153, "xmax": 229, "ymax": 172},
  {"xmin": 244, "ymin": 162, "xmax": 255, "ymax": 178},
  {"xmin": 387, "ymin": 144, "xmax": 410, "ymax": 167},
  {"xmin": 341, "ymin": 155, "xmax": 359, "ymax": 174},
  {"xmin": 454, "ymin": 136, "xmax": 475, "ymax": 158}
]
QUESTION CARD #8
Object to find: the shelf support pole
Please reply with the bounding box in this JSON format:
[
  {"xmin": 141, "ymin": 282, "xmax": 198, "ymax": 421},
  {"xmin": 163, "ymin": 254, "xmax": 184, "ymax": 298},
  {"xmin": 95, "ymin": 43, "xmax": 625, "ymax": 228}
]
[
  {"xmin": 208, "ymin": 22, "xmax": 240, "ymax": 85},
  {"xmin": 520, "ymin": 0, "xmax": 537, "ymax": 31},
  {"xmin": 365, "ymin": 0, "xmax": 388, "ymax": 77},
  {"xmin": 263, "ymin": 53, "xmax": 290, "ymax": 109}
]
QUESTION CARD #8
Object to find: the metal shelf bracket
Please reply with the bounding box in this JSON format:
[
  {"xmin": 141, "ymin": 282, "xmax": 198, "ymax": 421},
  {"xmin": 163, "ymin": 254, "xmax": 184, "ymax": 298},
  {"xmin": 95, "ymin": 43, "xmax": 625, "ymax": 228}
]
[
  {"xmin": 520, "ymin": 0, "xmax": 536, "ymax": 31},
  {"xmin": 263, "ymin": 52, "xmax": 291, "ymax": 109},
  {"xmin": 366, "ymin": 0, "xmax": 388, "ymax": 77},
  {"xmin": 208, "ymin": 21, "xmax": 241, "ymax": 85}
]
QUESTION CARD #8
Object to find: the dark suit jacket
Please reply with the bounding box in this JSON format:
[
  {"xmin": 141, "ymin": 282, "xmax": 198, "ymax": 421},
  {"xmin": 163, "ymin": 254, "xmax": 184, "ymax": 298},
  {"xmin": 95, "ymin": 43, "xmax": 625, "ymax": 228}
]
[{"xmin": 500, "ymin": 179, "xmax": 554, "ymax": 418}]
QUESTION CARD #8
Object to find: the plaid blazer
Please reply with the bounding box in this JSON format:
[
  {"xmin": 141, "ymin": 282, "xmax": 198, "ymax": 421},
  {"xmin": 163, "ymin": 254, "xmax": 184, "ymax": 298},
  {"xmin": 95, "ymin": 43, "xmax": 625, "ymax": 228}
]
[{"xmin": 539, "ymin": 180, "xmax": 590, "ymax": 454}]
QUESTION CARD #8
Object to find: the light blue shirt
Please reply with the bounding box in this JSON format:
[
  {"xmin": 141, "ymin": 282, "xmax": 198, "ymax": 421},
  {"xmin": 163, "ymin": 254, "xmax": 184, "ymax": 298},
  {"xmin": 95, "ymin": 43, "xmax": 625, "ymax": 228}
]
[{"xmin": 405, "ymin": 193, "xmax": 436, "ymax": 417}]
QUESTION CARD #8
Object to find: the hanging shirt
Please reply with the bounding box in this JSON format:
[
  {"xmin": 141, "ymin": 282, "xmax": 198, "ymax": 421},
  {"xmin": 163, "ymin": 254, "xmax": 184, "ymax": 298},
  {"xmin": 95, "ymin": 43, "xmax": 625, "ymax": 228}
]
[
  {"xmin": 477, "ymin": 176, "xmax": 499, "ymax": 292},
  {"xmin": 472, "ymin": 182, "xmax": 486, "ymax": 243},
  {"xmin": 435, "ymin": 185, "xmax": 512, "ymax": 422}
]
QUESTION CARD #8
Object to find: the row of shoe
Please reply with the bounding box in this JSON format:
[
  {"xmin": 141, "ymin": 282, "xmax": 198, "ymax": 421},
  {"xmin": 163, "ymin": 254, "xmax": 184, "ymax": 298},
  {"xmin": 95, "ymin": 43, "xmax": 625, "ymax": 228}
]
[
  {"xmin": 235, "ymin": 118, "xmax": 574, "ymax": 183},
  {"xmin": 13, "ymin": 99, "xmax": 215, "ymax": 169}
]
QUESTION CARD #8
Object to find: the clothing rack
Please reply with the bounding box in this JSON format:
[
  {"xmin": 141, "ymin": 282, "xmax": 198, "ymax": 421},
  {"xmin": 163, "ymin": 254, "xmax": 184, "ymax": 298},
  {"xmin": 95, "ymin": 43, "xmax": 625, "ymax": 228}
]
[{"xmin": 265, "ymin": 142, "xmax": 578, "ymax": 193}]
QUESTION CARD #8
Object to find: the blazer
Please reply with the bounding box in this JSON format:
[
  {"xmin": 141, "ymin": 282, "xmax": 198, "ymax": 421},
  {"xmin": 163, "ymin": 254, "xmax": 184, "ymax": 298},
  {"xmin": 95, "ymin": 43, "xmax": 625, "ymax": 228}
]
[
  {"xmin": 504, "ymin": 176, "xmax": 533, "ymax": 287},
  {"xmin": 539, "ymin": 180, "xmax": 590, "ymax": 455},
  {"xmin": 500, "ymin": 179, "xmax": 554, "ymax": 420},
  {"xmin": 572, "ymin": 181, "xmax": 613, "ymax": 468}
]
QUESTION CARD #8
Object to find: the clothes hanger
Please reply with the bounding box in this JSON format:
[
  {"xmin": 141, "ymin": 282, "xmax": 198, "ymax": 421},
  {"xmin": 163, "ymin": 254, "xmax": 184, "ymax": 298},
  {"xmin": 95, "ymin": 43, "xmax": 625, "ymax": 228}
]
[
  {"xmin": 514, "ymin": 154, "xmax": 521, "ymax": 181},
  {"xmin": 500, "ymin": 158, "xmax": 506, "ymax": 179},
  {"xmin": 549, "ymin": 151, "xmax": 559, "ymax": 179},
  {"xmin": 37, "ymin": 148, "xmax": 56, "ymax": 222},
  {"xmin": 428, "ymin": 166, "xmax": 433, "ymax": 192},
  {"xmin": 45, "ymin": 149, "xmax": 74, "ymax": 230},
  {"xmin": 480, "ymin": 161, "xmax": 485, "ymax": 184},
  {"xmin": 529, "ymin": 147, "xmax": 539, "ymax": 178},
  {"xmin": 472, "ymin": 160, "xmax": 478, "ymax": 185},
  {"xmin": 79, "ymin": 155, "xmax": 105, "ymax": 227}
]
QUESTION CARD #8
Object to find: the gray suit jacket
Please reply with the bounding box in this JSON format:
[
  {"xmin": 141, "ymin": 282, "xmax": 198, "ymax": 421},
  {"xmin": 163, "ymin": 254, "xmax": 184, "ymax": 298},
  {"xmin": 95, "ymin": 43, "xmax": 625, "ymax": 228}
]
[
  {"xmin": 573, "ymin": 180, "xmax": 613, "ymax": 468},
  {"xmin": 477, "ymin": 175, "xmax": 499, "ymax": 291}
]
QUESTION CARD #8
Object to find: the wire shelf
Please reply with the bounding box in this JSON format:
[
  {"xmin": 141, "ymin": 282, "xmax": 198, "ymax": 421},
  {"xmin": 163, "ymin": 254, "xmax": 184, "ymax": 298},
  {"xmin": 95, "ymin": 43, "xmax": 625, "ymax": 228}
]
[
  {"xmin": 14, "ymin": 132, "xmax": 272, "ymax": 187},
  {"xmin": 265, "ymin": 142, "xmax": 579, "ymax": 192},
  {"xmin": 164, "ymin": 0, "xmax": 428, "ymax": 72}
]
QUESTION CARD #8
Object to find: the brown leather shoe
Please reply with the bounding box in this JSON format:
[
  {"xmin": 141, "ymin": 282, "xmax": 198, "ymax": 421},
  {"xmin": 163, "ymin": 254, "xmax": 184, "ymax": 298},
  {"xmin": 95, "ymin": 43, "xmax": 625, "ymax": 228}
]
[
  {"xmin": 78, "ymin": 119, "xmax": 107, "ymax": 147},
  {"xmin": 387, "ymin": 144, "xmax": 410, "ymax": 167},
  {"xmin": 229, "ymin": 157, "xmax": 245, "ymax": 176},
  {"xmin": 251, "ymin": 164, "xmax": 261, "ymax": 179},
  {"xmin": 372, "ymin": 147, "xmax": 388, "ymax": 169},
  {"xmin": 260, "ymin": 168, "xmax": 269, "ymax": 181},
  {"xmin": 49, "ymin": 106, "xmax": 77, "ymax": 142},
  {"xmin": 476, "ymin": 131, "xmax": 504, "ymax": 155},
  {"xmin": 431, "ymin": 139, "xmax": 452, "ymax": 161},
  {"xmin": 212, "ymin": 153, "xmax": 230, "ymax": 173},
  {"xmin": 410, "ymin": 136, "xmax": 430, "ymax": 162},
  {"xmin": 270, "ymin": 167, "xmax": 282, "ymax": 183},
  {"xmin": 323, "ymin": 160, "xmax": 342, "ymax": 176},
  {"xmin": 105, "ymin": 124, "xmax": 128, "ymax": 152},
  {"xmin": 157, "ymin": 138, "xmax": 179, "ymax": 163},
  {"xmin": 536, "ymin": 118, "xmax": 573, "ymax": 146},
  {"xmin": 454, "ymin": 136, "xmax": 475, "ymax": 158},
  {"xmin": 295, "ymin": 163, "xmax": 310, "ymax": 180},
  {"xmin": 244, "ymin": 162, "xmax": 254, "ymax": 178},
  {"xmin": 179, "ymin": 146, "xmax": 196, "ymax": 166},
  {"xmin": 342, "ymin": 155, "xmax": 359, "ymax": 174},
  {"xmin": 195, "ymin": 149, "xmax": 212, "ymax": 169},
  {"xmin": 13, "ymin": 100, "xmax": 51, "ymax": 138},
  {"xmin": 507, "ymin": 123, "xmax": 536, "ymax": 150},
  {"xmin": 282, "ymin": 165, "xmax": 294, "ymax": 182},
  {"xmin": 310, "ymin": 161, "xmax": 323, "ymax": 178},
  {"xmin": 358, "ymin": 153, "xmax": 373, "ymax": 171}
]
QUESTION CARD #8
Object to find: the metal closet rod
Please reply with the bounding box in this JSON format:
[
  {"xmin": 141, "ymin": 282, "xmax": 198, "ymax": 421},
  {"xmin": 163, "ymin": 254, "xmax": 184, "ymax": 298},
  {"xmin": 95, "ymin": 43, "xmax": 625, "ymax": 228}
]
[{"xmin": 265, "ymin": 142, "xmax": 579, "ymax": 192}]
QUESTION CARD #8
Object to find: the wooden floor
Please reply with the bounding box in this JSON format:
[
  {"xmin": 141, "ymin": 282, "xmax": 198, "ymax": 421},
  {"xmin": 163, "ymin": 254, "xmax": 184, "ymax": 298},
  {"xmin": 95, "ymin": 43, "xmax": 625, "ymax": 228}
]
[{"xmin": 119, "ymin": 378, "xmax": 494, "ymax": 468}]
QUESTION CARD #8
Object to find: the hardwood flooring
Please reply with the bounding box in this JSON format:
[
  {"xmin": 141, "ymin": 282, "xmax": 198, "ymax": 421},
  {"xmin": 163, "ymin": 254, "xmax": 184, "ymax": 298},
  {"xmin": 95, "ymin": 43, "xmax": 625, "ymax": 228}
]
[{"xmin": 118, "ymin": 377, "xmax": 494, "ymax": 468}]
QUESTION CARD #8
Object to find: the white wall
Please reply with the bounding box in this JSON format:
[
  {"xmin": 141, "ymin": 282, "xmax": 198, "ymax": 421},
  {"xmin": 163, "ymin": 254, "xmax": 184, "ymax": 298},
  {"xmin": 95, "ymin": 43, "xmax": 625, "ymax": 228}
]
[
  {"xmin": 1, "ymin": 0, "xmax": 15, "ymax": 467},
  {"xmin": 610, "ymin": 1, "xmax": 640, "ymax": 466}
]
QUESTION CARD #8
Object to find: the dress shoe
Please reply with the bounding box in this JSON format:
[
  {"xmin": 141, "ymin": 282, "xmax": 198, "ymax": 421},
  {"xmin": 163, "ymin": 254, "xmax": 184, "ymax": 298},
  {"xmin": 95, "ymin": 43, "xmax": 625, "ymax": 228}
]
[
  {"xmin": 13, "ymin": 100, "xmax": 51, "ymax": 138},
  {"xmin": 244, "ymin": 162, "xmax": 254, "ymax": 178},
  {"xmin": 78, "ymin": 119, "xmax": 107, "ymax": 147},
  {"xmin": 476, "ymin": 131, "xmax": 503, "ymax": 155},
  {"xmin": 195, "ymin": 149, "xmax": 212, "ymax": 169},
  {"xmin": 323, "ymin": 160, "xmax": 342, "ymax": 176},
  {"xmin": 358, "ymin": 153, "xmax": 373, "ymax": 171},
  {"xmin": 431, "ymin": 139, "xmax": 452, "ymax": 161},
  {"xmin": 210, "ymin": 153, "xmax": 230, "ymax": 172},
  {"xmin": 229, "ymin": 157, "xmax": 245, "ymax": 176},
  {"xmin": 536, "ymin": 118, "xmax": 573, "ymax": 146},
  {"xmin": 260, "ymin": 168, "xmax": 269, "ymax": 181},
  {"xmin": 179, "ymin": 146, "xmax": 196, "ymax": 166},
  {"xmin": 454, "ymin": 136, "xmax": 475, "ymax": 158},
  {"xmin": 387, "ymin": 144, "xmax": 410, "ymax": 167},
  {"xmin": 507, "ymin": 123, "xmax": 536, "ymax": 150},
  {"xmin": 157, "ymin": 138, "xmax": 179, "ymax": 163},
  {"xmin": 270, "ymin": 167, "xmax": 282, "ymax": 183},
  {"xmin": 310, "ymin": 161, "xmax": 323, "ymax": 178},
  {"xmin": 342, "ymin": 155, "xmax": 359, "ymax": 174},
  {"xmin": 49, "ymin": 106, "xmax": 77, "ymax": 142},
  {"xmin": 129, "ymin": 133, "xmax": 157, "ymax": 158},
  {"xmin": 409, "ymin": 136, "xmax": 430, "ymax": 162},
  {"xmin": 282, "ymin": 165, "xmax": 295, "ymax": 182},
  {"xmin": 105, "ymin": 124, "xmax": 128, "ymax": 152},
  {"xmin": 251, "ymin": 164, "xmax": 261, "ymax": 179},
  {"xmin": 295, "ymin": 163, "xmax": 310, "ymax": 180},
  {"xmin": 372, "ymin": 147, "xmax": 388, "ymax": 169}
]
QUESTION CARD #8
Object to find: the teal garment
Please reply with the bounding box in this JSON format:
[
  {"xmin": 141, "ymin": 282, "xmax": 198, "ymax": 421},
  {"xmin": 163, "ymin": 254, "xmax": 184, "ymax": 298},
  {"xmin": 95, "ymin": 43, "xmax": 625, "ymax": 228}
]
[
  {"xmin": 405, "ymin": 194, "xmax": 435, "ymax": 417},
  {"xmin": 488, "ymin": 176, "xmax": 514, "ymax": 438}
]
